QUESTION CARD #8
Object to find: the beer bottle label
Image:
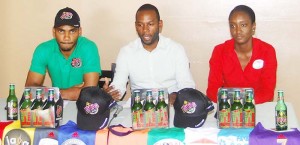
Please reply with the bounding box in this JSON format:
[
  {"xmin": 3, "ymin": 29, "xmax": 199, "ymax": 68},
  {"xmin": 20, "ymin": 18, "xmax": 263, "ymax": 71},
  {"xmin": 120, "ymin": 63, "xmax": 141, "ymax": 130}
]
[
  {"xmin": 43, "ymin": 107, "xmax": 55, "ymax": 127},
  {"xmin": 231, "ymin": 109, "xmax": 243, "ymax": 128},
  {"xmin": 132, "ymin": 110, "xmax": 144, "ymax": 129},
  {"xmin": 7, "ymin": 101, "xmax": 18, "ymax": 120},
  {"xmin": 276, "ymin": 110, "xmax": 287, "ymax": 128},
  {"xmin": 145, "ymin": 108, "xmax": 156, "ymax": 128},
  {"xmin": 20, "ymin": 109, "xmax": 32, "ymax": 127},
  {"xmin": 244, "ymin": 109, "xmax": 255, "ymax": 128},
  {"xmin": 219, "ymin": 108, "xmax": 231, "ymax": 128},
  {"xmin": 156, "ymin": 107, "xmax": 168, "ymax": 127},
  {"xmin": 32, "ymin": 110, "xmax": 43, "ymax": 127}
]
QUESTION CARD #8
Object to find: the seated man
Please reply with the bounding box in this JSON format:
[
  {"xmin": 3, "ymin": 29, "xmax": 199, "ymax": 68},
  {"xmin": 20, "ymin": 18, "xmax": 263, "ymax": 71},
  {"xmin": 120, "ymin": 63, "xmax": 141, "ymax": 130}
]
[
  {"xmin": 103, "ymin": 4, "xmax": 195, "ymax": 105},
  {"xmin": 25, "ymin": 7, "xmax": 101, "ymax": 100}
]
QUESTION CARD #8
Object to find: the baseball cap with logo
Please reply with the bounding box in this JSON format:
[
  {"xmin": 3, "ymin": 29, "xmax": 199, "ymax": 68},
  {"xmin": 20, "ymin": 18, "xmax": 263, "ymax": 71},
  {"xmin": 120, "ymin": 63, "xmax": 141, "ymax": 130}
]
[
  {"xmin": 76, "ymin": 86, "xmax": 115, "ymax": 130},
  {"xmin": 54, "ymin": 7, "xmax": 80, "ymax": 28},
  {"xmin": 173, "ymin": 88, "xmax": 214, "ymax": 128}
]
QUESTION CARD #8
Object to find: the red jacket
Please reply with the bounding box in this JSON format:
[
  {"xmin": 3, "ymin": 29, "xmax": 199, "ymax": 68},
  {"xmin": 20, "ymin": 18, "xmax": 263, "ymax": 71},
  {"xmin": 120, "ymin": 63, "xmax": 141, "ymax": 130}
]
[{"xmin": 206, "ymin": 38, "xmax": 277, "ymax": 104}]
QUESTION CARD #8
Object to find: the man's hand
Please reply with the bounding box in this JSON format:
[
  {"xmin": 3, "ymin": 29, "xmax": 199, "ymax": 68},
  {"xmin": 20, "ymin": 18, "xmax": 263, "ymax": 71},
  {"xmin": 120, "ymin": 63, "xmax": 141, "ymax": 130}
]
[
  {"xmin": 103, "ymin": 77, "xmax": 121, "ymax": 101},
  {"xmin": 169, "ymin": 92, "xmax": 177, "ymax": 105}
]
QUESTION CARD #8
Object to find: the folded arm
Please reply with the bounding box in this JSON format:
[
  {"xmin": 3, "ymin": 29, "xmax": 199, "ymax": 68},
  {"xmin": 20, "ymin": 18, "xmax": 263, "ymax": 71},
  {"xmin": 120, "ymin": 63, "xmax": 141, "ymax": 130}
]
[{"xmin": 60, "ymin": 72, "xmax": 99, "ymax": 101}]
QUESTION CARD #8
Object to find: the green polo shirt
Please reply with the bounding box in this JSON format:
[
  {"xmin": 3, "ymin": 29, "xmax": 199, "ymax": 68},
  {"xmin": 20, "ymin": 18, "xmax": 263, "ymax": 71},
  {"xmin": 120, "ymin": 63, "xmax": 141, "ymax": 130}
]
[{"xmin": 30, "ymin": 36, "xmax": 101, "ymax": 89}]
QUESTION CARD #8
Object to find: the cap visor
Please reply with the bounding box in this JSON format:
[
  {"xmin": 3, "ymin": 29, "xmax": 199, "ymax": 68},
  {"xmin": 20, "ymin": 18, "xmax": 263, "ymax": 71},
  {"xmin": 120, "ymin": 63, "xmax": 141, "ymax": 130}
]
[{"xmin": 174, "ymin": 112, "xmax": 207, "ymax": 128}]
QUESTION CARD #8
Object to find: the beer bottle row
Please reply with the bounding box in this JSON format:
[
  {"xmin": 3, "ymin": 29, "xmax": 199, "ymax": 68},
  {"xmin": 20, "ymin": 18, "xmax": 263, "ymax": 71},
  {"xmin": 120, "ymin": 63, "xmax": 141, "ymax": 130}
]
[
  {"xmin": 21, "ymin": 88, "xmax": 56, "ymax": 111},
  {"xmin": 132, "ymin": 90, "xmax": 168, "ymax": 111},
  {"xmin": 132, "ymin": 89, "xmax": 168, "ymax": 129},
  {"xmin": 218, "ymin": 89, "xmax": 256, "ymax": 128},
  {"xmin": 6, "ymin": 84, "xmax": 56, "ymax": 121}
]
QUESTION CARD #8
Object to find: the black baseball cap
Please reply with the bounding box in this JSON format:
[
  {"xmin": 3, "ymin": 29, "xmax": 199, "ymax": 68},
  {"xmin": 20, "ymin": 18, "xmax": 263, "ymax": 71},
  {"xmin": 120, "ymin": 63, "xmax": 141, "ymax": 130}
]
[
  {"xmin": 173, "ymin": 88, "xmax": 214, "ymax": 128},
  {"xmin": 54, "ymin": 7, "xmax": 80, "ymax": 28},
  {"xmin": 76, "ymin": 86, "xmax": 115, "ymax": 130}
]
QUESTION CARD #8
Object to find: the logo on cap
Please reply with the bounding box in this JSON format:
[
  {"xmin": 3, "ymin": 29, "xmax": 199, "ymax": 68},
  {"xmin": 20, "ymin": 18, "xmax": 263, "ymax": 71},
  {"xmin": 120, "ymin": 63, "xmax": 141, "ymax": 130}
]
[
  {"xmin": 60, "ymin": 12, "xmax": 73, "ymax": 20},
  {"xmin": 181, "ymin": 100, "xmax": 197, "ymax": 114},
  {"xmin": 84, "ymin": 102, "xmax": 99, "ymax": 115}
]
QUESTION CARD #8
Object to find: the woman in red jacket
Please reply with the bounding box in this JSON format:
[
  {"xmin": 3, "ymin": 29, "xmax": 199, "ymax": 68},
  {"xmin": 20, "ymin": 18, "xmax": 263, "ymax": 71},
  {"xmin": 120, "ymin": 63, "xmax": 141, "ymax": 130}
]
[{"xmin": 206, "ymin": 5, "xmax": 277, "ymax": 104}]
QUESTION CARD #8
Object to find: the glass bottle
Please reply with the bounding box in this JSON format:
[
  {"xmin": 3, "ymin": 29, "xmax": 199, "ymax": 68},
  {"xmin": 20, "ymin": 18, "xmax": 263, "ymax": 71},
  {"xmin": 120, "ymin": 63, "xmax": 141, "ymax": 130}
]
[
  {"xmin": 156, "ymin": 89, "xmax": 168, "ymax": 127},
  {"xmin": 6, "ymin": 83, "xmax": 18, "ymax": 120},
  {"xmin": 218, "ymin": 88, "xmax": 231, "ymax": 128},
  {"xmin": 243, "ymin": 89, "xmax": 255, "ymax": 128},
  {"xmin": 43, "ymin": 89, "xmax": 55, "ymax": 110},
  {"xmin": 131, "ymin": 90, "xmax": 143, "ymax": 128},
  {"xmin": 144, "ymin": 90, "xmax": 156, "ymax": 127},
  {"xmin": 144, "ymin": 90, "xmax": 156, "ymax": 111},
  {"xmin": 20, "ymin": 88, "xmax": 32, "ymax": 110},
  {"xmin": 31, "ymin": 88, "xmax": 43, "ymax": 110},
  {"xmin": 231, "ymin": 89, "xmax": 243, "ymax": 128},
  {"xmin": 275, "ymin": 90, "xmax": 288, "ymax": 131}
]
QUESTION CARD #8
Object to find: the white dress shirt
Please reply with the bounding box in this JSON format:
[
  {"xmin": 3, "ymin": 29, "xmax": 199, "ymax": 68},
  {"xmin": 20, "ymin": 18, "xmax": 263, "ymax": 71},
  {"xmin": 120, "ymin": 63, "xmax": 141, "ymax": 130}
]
[{"xmin": 111, "ymin": 34, "xmax": 195, "ymax": 97}]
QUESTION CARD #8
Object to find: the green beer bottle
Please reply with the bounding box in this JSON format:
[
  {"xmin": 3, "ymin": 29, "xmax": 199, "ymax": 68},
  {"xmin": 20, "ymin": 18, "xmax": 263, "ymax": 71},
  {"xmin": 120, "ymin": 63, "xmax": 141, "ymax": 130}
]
[
  {"xmin": 20, "ymin": 88, "xmax": 32, "ymax": 110},
  {"xmin": 31, "ymin": 88, "xmax": 43, "ymax": 110},
  {"xmin": 6, "ymin": 83, "xmax": 18, "ymax": 120},
  {"xmin": 144, "ymin": 90, "xmax": 156, "ymax": 127},
  {"xmin": 218, "ymin": 88, "xmax": 231, "ymax": 128},
  {"xmin": 156, "ymin": 90, "xmax": 167, "ymax": 111},
  {"xmin": 231, "ymin": 89, "xmax": 243, "ymax": 128},
  {"xmin": 243, "ymin": 89, "xmax": 255, "ymax": 128},
  {"xmin": 156, "ymin": 89, "xmax": 168, "ymax": 127},
  {"xmin": 43, "ymin": 89, "xmax": 55, "ymax": 110},
  {"xmin": 132, "ymin": 90, "xmax": 143, "ymax": 128},
  {"xmin": 275, "ymin": 90, "xmax": 288, "ymax": 131},
  {"xmin": 144, "ymin": 90, "xmax": 155, "ymax": 111},
  {"xmin": 132, "ymin": 90, "xmax": 143, "ymax": 111}
]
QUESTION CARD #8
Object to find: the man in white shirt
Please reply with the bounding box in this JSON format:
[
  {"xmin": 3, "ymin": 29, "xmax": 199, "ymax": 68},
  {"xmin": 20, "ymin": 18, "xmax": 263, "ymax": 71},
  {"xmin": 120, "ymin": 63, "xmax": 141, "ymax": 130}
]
[{"xmin": 103, "ymin": 4, "xmax": 195, "ymax": 105}]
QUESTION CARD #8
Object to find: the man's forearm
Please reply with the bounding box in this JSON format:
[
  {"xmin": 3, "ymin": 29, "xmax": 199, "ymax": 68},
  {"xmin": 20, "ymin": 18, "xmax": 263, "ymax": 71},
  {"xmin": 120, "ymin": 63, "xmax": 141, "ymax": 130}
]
[{"xmin": 60, "ymin": 87, "xmax": 82, "ymax": 101}]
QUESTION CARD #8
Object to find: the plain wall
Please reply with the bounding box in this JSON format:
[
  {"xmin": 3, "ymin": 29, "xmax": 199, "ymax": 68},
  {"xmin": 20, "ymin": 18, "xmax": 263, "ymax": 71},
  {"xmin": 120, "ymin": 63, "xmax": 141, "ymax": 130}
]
[{"xmin": 1, "ymin": 0, "xmax": 300, "ymax": 123}]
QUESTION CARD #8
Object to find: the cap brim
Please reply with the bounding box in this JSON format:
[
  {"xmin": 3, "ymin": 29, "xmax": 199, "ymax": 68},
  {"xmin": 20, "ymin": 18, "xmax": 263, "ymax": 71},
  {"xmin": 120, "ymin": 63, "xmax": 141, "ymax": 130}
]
[
  {"xmin": 174, "ymin": 111, "xmax": 207, "ymax": 128},
  {"xmin": 77, "ymin": 109, "xmax": 110, "ymax": 130},
  {"xmin": 54, "ymin": 21, "xmax": 80, "ymax": 28}
]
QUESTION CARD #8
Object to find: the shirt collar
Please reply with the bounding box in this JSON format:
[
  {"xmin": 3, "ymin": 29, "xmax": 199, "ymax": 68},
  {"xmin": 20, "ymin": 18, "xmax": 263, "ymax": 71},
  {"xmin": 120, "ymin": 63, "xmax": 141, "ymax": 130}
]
[
  {"xmin": 138, "ymin": 34, "xmax": 167, "ymax": 53},
  {"xmin": 54, "ymin": 36, "xmax": 82, "ymax": 59}
]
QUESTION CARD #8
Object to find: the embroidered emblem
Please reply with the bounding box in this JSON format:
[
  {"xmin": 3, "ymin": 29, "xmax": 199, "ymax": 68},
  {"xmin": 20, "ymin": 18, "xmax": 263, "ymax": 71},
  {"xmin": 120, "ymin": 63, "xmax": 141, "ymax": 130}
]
[
  {"xmin": 252, "ymin": 59, "xmax": 264, "ymax": 69},
  {"xmin": 48, "ymin": 131, "xmax": 56, "ymax": 139},
  {"xmin": 72, "ymin": 132, "xmax": 79, "ymax": 138},
  {"xmin": 277, "ymin": 134, "xmax": 287, "ymax": 145},
  {"xmin": 60, "ymin": 12, "xmax": 73, "ymax": 20},
  {"xmin": 71, "ymin": 58, "xmax": 82, "ymax": 68},
  {"xmin": 84, "ymin": 102, "xmax": 99, "ymax": 115},
  {"xmin": 181, "ymin": 100, "xmax": 197, "ymax": 114}
]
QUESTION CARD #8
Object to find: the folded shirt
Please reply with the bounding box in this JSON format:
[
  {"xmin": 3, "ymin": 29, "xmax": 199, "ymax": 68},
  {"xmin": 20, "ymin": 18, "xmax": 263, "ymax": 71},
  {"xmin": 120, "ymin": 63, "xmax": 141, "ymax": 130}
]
[{"xmin": 249, "ymin": 122, "xmax": 300, "ymax": 145}]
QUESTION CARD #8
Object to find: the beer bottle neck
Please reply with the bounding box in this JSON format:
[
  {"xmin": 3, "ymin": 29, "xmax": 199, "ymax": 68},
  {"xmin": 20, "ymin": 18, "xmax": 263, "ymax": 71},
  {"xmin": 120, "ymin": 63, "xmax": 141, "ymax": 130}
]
[
  {"xmin": 9, "ymin": 88, "xmax": 15, "ymax": 96},
  {"xmin": 277, "ymin": 91, "xmax": 284, "ymax": 102},
  {"xmin": 221, "ymin": 98, "xmax": 227, "ymax": 103},
  {"xmin": 234, "ymin": 94, "xmax": 240, "ymax": 102}
]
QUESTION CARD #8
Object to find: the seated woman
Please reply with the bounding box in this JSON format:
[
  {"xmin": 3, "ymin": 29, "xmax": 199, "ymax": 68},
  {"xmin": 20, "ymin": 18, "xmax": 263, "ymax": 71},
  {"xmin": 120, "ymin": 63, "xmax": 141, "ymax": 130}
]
[{"xmin": 206, "ymin": 5, "xmax": 277, "ymax": 104}]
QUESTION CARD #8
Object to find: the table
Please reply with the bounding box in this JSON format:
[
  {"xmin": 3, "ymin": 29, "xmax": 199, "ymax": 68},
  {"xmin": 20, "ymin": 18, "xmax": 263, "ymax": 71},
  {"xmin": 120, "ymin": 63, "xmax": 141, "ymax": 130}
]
[
  {"xmin": 1, "ymin": 98, "xmax": 299, "ymax": 145},
  {"xmin": 1, "ymin": 98, "xmax": 299, "ymax": 129}
]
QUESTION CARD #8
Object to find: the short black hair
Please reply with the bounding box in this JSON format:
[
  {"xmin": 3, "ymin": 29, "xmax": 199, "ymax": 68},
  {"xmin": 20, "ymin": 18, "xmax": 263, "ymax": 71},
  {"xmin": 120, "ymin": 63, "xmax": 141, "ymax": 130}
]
[
  {"xmin": 229, "ymin": 5, "xmax": 256, "ymax": 24},
  {"xmin": 136, "ymin": 4, "xmax": 160, "ymax": 21}
]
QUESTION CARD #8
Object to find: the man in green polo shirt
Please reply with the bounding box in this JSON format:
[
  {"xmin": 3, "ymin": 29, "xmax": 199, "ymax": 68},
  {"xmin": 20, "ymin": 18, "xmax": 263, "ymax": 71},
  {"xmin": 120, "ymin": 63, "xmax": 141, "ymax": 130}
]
[{"xmin": 25, "ymin": 7, "xmax": 101, "ymax": 100}]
